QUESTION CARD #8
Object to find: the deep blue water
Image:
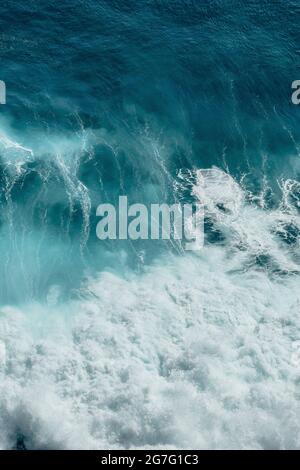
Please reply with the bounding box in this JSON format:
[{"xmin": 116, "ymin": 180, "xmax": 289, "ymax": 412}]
[
  {"xmin": 0, "ymin": 0, "xmax": 299, "ymax": 303},
  {"xmin": 0, "ymin": 0, "xmax": 300, "ymax": 450}
]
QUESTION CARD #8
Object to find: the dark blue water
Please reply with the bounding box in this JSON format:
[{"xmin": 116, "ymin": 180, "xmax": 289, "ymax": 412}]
[{"xmin": 0, "ymin": 0, "xmax": 299, "ymax": 303}]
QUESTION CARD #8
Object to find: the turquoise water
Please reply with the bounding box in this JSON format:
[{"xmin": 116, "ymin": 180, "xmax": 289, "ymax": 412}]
[{"xmin": 0, "ymin": 0, "xmax": 299, "ymax": 449}]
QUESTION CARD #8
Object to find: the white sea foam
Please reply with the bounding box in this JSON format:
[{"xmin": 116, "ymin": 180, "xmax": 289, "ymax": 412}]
[{"xmin": 0, "ymin": 169, "xmax": 299, "ymax": 449}]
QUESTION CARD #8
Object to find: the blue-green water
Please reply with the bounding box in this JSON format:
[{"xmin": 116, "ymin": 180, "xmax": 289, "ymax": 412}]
[{"xmin": 0, "ymin": 0, "xmax": 299, "ymax": 450}]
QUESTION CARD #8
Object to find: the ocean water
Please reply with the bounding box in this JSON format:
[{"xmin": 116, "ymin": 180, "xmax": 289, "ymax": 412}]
[{"xmin": 0, "ymin": 0, "xmax": 300, "ymax": 449}]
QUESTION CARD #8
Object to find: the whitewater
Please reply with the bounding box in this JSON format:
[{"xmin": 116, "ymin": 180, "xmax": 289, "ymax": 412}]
[{"xmin": 0, "ymin": 148, "xmax": 299, "ymax": 449}]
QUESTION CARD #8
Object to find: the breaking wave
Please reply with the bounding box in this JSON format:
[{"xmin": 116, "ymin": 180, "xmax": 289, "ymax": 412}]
[{"xmin": 0, "ymin": 167, "xmax": 299, "ymax": 450}]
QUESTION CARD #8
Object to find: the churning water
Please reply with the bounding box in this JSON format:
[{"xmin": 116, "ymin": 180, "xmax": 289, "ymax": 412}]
[{"xmin": 0, "ymin": 0, "xmax": 300, "ymax": 449}]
